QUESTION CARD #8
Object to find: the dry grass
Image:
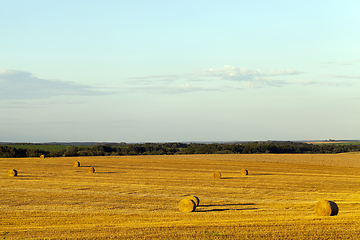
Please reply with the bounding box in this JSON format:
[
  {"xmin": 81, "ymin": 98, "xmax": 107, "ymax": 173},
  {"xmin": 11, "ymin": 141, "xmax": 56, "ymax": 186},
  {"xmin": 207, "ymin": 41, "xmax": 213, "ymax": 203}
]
[
  {"xmin": 87, "ymin": 166, "xmax": 95, "ymax": 173},
  {"xmin": 1, "ymin": 153, "xmax": 360, "ymax": 239}
]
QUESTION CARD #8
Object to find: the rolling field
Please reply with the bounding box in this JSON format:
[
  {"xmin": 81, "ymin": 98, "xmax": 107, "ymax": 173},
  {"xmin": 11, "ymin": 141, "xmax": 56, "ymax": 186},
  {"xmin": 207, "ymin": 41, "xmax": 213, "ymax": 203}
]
[{"xmin": 1, "ymin": 153, "xmax": 360, "ymax": 239}]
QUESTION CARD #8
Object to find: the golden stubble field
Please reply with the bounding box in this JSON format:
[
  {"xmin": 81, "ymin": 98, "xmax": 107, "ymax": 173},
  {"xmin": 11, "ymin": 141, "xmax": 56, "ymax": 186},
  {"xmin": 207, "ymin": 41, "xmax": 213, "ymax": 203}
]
[{"xmin": 1, "ymin": 153, "xmax": 360, "ymax": 239}]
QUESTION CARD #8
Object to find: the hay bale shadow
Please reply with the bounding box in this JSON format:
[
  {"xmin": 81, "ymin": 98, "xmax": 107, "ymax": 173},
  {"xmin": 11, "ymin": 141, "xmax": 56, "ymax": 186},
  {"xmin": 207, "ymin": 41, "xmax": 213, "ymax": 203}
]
[
  {"xmin": 16, "ymin": 175, "xmax": 31, "ymax": 178},
  {"xmin": 17, "ymin": 177, "xmax": 42, "ymax": 181},
  {"xmin": 201, "ymin": 203, "xmax": 255, "ymax": 207},
  {"xmin": 197, "ymin": 207, "xmax": 258, "ymax": 212},
  {"xmin": 251, "ymin": 173, "xmax": 273, "ymax": 176},
  {"xmin": 196, "ymin": 203, "xmax": 257, "ymax": 212}
]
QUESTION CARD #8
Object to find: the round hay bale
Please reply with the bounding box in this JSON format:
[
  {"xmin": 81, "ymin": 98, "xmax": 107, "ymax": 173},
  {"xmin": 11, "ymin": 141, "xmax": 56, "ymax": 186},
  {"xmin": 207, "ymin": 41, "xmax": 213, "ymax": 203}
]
[
  {"xmin": 87, "ymin": 167, "xmax": 95, "ymax": 173},
  {"xmin": 73, "ymin": 161, "xmax": 80, "ymax": 167},
  {"xmin": 315, "ymin": 200, "xmax": 339, "ymax": 216},
  {"xmin": 186, "ymin": 195, "xmax": 200, "ymax": 206},
  {"xmin": 8, "ymin": 169, "xmax": 18, "ymax": 177},
  {"xmin": 179, "ymin": 198, "xmax": 196, "ymax": 212},
  {"xmin": 213, "ymin": 171, "xmax": 221, "ymax": 179},
  {"xmin": 240, "ymin": 169, "xmax": 248, "ymax": 175},
  {"xmin": 40, "ymin": 155, "xmax": 45, "ymax": 159}
]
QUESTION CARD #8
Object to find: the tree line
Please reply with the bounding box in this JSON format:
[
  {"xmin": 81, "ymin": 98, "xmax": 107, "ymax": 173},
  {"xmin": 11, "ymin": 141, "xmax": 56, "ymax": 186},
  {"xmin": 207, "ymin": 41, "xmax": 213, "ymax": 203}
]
[{"xmin": 1, "ymin": 141, "xmax": 360, "ymax": 158}]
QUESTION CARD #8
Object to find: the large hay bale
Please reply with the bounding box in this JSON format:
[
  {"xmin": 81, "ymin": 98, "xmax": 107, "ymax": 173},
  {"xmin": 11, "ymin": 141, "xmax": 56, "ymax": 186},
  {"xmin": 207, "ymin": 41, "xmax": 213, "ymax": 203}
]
[
  {"xmin": 213, "ymin": 171, "xmax": 221, "ymax": 179},
  {"xmin": 179, "ymin": 198, "xmax": 196, "ymax": 212},
  {"xmin": 73, "ymin": 161, "xmax": 80, "ymax": 167},
  {"xmin": 186, "ymin": 195, "xmax": 200, "ymax": 206},
  {"xmin": 315, "ymin": 200, "xmax": 339, "ymax": 216},
  {"xmin": 8, "ymin": 169, "xmax": 18, "ymax": 177},
  {"xmin": 87, "ymin": 167, "xmax": 95, "ymax": 173},
  {"xmin": 40, "ymin": 155, "xmax": 45, "ymax": 159},
  {"xmin": 240, "ymin": 169, "xmax": 248, "ymax": 175}
]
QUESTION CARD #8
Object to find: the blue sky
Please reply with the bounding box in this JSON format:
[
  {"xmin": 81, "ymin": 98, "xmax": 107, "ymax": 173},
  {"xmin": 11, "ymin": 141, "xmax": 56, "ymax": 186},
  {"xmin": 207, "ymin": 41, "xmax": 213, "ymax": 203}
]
[{"xmin": 1, "ymin": 0, "xmax": 359, "ymax": 143}]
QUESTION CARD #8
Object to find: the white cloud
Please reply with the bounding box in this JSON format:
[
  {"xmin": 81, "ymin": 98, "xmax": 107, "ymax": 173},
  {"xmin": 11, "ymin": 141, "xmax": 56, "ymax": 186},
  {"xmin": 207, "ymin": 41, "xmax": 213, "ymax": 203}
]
[
  {"xmin": 324, "ymin": 74, "xmax": 360, "ymax": 80},
  {"xmin": 319, "ymin": 59, "xmax": 360, "ymax": 67},
  {"xmin": 121, "ymin": 65, "xmax": 358, "ymax": 94},
  {"xmin": 0, "ymin": 99, "xmax": 89, "ymax": 108},
  {"xmin": 125, "ymin": 74, "xmax": 179, "ymax": 85},
  {"xmin": 0, "ymin": 69, "xmax": 112, "ymax": 101},
  {"xmin": 119, "ymin": 65, "xmax": 358, "ymax": 94},
  {"xmin": 297, "ymin": 79, "xmax": 352, "ymax": 86},
  {"xmin": 122, "ymin": 83, "xmax": 232, "ymax": 94},
  {"xmin": 197, "ymin": 65, "xmax": 304, "ymax": 82},
  {"xmin": 187, "ymin": 65, "xmax": 303, "ymax": 88}
]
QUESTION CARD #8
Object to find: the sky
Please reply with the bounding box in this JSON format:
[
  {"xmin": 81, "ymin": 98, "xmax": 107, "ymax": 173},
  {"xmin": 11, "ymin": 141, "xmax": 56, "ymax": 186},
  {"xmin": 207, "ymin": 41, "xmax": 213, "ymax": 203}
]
[{"xmin": 1, "ymin": 0, "xmax": 359, "ymax": 143}]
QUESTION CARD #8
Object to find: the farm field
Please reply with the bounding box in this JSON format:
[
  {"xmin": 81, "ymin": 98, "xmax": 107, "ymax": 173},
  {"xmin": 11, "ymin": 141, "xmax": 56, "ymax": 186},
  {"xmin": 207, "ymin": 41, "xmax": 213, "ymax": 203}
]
[{"xmin": 1, "ymin": 153, "xmax": 360, "ymax": 239}]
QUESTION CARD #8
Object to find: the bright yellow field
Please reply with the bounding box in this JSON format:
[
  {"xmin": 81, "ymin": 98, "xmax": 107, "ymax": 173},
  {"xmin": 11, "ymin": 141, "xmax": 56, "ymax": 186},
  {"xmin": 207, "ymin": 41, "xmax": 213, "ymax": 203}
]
[{"xmin": 1, "ymin": 153, "xmax": 360, "ymax": 239}]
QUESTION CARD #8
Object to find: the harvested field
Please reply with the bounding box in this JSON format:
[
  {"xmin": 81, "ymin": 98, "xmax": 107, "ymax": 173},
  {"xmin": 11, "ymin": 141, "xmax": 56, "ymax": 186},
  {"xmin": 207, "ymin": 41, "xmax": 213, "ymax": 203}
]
[{"xmin": 1, "ymin": 153, "xmax": 360, "ymax": 239}]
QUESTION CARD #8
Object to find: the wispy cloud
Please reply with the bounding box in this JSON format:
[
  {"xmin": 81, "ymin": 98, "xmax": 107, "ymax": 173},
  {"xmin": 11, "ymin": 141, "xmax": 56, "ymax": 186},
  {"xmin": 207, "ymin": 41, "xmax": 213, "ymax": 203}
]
[
  {"xmin": 296, "ymin": 79, "xmax": 352, "ymax": 87},
  {"xmin": 122, "ymin": 66, "xmax": 305, "ymax": 92},
  {"xmin": 323, "ymin": 74, "xmax": 360, "ymax": 80},
  {"xmin": 187, "ymin": 65, "xmax": 303, "ymax": 89},
  {"xmin": 119, "ymin": 64, "xmax": 359, "ymax": 93},
  {"xmin": 319, "ymin": 61, "xmax": 336, "ymax": 65},
  {"xmin": 122, "ymin": 83, "xmax": 240, "ymax": 94},
  {"xmin": 125, "ymin": 74, "xmax": 179, "ymax": 85},
  {"xmin": 122, "ymin": 63, "xmax": 358, "ymax": 94},
  {"xmin": 0, "ymin": 99, "xmax": 89, "ymax": 109},
  {"xmin": 195, "ymin": 65, "xmax": 304, "ymax": 81},
  {"xmin": 0, "ymin": 69, "xmax": 112, "ymax": 101},
  {"xmin": 319, "ymin": 59, "xmax": 360, "ymax": 67}
]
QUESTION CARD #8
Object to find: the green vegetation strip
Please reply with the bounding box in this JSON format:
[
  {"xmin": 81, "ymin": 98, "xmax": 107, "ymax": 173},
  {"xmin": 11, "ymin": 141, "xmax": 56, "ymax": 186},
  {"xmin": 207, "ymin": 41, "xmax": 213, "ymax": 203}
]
[
  {"xmin": 3, "ymin": 145, "xmax": 72, "ymax": 151},
  {"xmin": 1, "ymin": 141, "xmax": 360, "ymax": 158}
]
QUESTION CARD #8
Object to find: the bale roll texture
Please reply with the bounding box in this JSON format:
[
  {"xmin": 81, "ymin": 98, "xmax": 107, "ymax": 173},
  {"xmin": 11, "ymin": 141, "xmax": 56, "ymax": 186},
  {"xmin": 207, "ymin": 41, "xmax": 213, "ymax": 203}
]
[
  {"xmin": 213, "ymin": 171, "xmax": 221, "ymax": 179},
  {"xmin": 186, "ymin": 196, "xmax": 200, "ymax": 206},
  {"xmin": 315, "ymin": 200, "xmax": 339, "ymax": 216},
  {"xmin": 40, "ymin": 155, "xmax": 45, "ymax": 159},
  {"xmin": 87, "ymin": 167, "xmax": 95, "ymax": 173},
  {"xmin": 8, "ymin": 169, "xmax": 18, "ymax": 177},
  {"xmin": 179, "ymin": 198, "xmax": 196, "ymax": 212},
  {"xmin": 73, "ymin": 161, "xmax": 80, "ymax": 167},
  {"xmin": 240, "ymin": 169, "xmax": 249, "ymax": 175}
]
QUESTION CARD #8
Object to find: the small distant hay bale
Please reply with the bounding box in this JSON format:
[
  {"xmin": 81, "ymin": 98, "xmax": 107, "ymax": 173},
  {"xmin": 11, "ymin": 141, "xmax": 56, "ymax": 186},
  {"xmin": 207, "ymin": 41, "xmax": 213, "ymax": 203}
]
[
  {"xmin": 87, "ymin": 167, "xmax": 95, "ymax": 173},
  {"xmin": 315, "ymin": 200, "xmax": 339, "ymax": 216},
  {"xmin": 240, "ymin": 169, "xmax": 249, "ymax": 175},
  {"xmin": 186, "ymin": 195, "xmax": 200, "ymax": 206},
  {"xmin": 179, "ymin": 198, "xmax": 196, "ymax": 212},
  {"xmin": 8, "ymin": 169, "xmax": 18, "ymax": 177},
  {"xmin": 213, "ymin": 171, "xmax": 221, "ymax": 179},
  {"xmin": 73, "ymin": 161, "xmax": 80, "ymax": 167},
  {"xmin": 40, "ymin": 155, "xmax": 45, "ymax": 159}
]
